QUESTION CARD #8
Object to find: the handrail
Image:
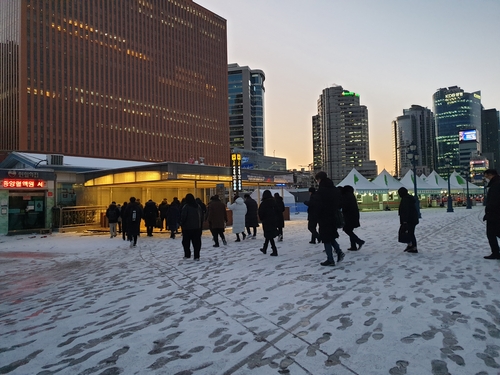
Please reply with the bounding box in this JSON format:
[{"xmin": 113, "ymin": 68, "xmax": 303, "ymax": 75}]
[{"xmin": 52, "ymin": 206, "xmax": 107, "ymax": 229}]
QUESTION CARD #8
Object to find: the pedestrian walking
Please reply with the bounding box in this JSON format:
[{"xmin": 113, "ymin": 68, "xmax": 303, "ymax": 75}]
[
  {"xmin": 167, "ymin": 197, "xmax": 181, "ymax": 239},
  {"xmin": 120, "ymin": 202, "xmax": 128, "ymax": 240},
  {"xmin": 304, "ymin": 187, "xmax": 321, "ymax": 244},
  {"xmin": 116, "ymin": 203, "xmax": 122, "ymax": 234},
  {"xmin": 312, "ymin": 171, "xmax": 345, "ymax": 266},
  {"xmin": 483, "ymin": 169, "xmax": 500, "ymax": 259},
  {"xmin": 105, "ymin": 201, "xmax": 121, "ymax": 238},
  {"xmin": 274, "ymin": 192, "xmax": 285, "ymax": 241},
  {"xmin": 158, "ymin": 198, "xmax": 169, "ymax": 231},
  {"xmin": 206, "ymin": 195, "xmax": 227, "ymax": 247},
  {"xmin": 124, "ymin": 197, "xmax": 143, "ymax": 247},
  {"xmin": 227, "ymin": 195, "xmax": 247, "ymax": 241},
  {"xmin": 341, "ymin": 185, "xmax": 365, "ymax": 251},
  {"xmin": 258, "ymin": 190, "xmax": 281, "ymax": 256},
  {"xmin": 143, "ymin": 199, "xmax": 159, "ymax": 237},
  {"xmin": 244, "ymin": 194, "xmax": 259, "ymax": 238},
  {"xmin": 180, "ymin": 193, "xmax": 203, "ymax": 260},
  {"xmin": 397, "ymin": 187, "xmax": 419, "ymax": 253}
]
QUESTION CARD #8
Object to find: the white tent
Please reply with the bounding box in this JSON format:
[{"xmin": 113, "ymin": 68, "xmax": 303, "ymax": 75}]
[
  {"xmin": 449, "ymin": 171, "xmax": 483, "ymax": 193},
  {"xmin": 337, "ymin": 168, "xmax": 386, "ymax": 192},
  {"xmin": 250, "ymin": 189, "xmax": 296, "ymax": 205},
  {"xmin": 372, "ymin": 169, "xmax": 404, "ymax": 190},
  {"xmin": 423, "ymin": 170, "xmax": 448, "ymax": 190},
  {"xmin": 400, "ymin": 170, "xmax": 440, "ymax": 192}
]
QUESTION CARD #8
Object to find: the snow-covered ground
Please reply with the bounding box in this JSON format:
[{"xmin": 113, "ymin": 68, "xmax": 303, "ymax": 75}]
[{"xmin": 1, "ymin": 206, "xmax": 499, "ymax": 374}]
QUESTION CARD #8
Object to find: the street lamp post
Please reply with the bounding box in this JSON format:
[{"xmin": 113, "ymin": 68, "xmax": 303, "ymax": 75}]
[
  {"xmin": 463, "ymin": 166, "xmax": 472, "ymax": 209},
  {"xmin": 406, "ymin": 143, "xmax": 421, "ymax": 218},
  {"xmin": 445, "ymin": 158, "xmax": 454, "ymax": 213}
]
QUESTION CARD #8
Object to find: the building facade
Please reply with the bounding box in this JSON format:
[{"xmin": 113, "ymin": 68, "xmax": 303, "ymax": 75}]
[
  {"xmin": 314, "ymin": 85, "xmax": 377, "ymax": 184},
  {"xmin": 0, "ymin": 0, "xmax": 229, "ymax": 165},
  {"xmin": 393, "ymin": 105, "xmax": 435, "ymax": 178},
  {"xmin": 228, "ymin": 63, "xmax": 265, "ymax": 155},
  {"xmin": 481, "ymin": 108, "xmax": 500, "ymax": 169},
  {"xmin": 433, "ymin": 86, "xmax": 482, "ymax": 173}
]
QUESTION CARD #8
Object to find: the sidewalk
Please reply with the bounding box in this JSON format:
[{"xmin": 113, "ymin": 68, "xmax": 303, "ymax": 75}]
[{"xmin": 1, "ymin": 207, "xmax": 500, "ymax": 374}]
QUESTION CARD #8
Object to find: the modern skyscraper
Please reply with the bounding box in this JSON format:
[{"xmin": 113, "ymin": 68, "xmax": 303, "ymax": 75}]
[
  {"xmin": 313, "ymin": 85, "xmax": 377, "ymax": 184},
  {"xmin": 433, "ymin": 86, "xmax": 482, "ymax": 173},
  {"xmin": 227, "ymin": 63, "xmax": 265, "ymax": 155},
  {"xmin": 481, "ymin": 108, "xmax": 500, "ymax": 169},
  {"xmin": 392, "ymin": 105, "xmax": 436, "ymax": 177},
  {"xmin": 0, "ymin": 0, "xmax": 229, "ymax": 165}
]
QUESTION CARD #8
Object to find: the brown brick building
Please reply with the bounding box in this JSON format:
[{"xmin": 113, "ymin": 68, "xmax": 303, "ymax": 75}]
[{"xmin": 0, "ymin": 0, "xmax": 229, "ymax": 166}]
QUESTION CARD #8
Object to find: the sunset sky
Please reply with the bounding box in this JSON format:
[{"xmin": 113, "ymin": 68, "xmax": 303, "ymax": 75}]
[{"xmin": 195, "ymin": 0, "xmax": 500, "ymax": 174}]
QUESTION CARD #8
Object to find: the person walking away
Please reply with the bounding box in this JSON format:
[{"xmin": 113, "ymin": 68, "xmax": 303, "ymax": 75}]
[
  {"xmin": 483, "ymin": 169, "xmax": 500, "ymax": 259},
  {"xmin": 158, "ymin": 198, "xmax": 169, "ymax": 231},
  {"xmin": 206, "ymin": 195, "xmax": 228, "ymax": 247},
  {"xmin": 304, "ymin": 187, "xmax": 321, "ymax": 244},
  {"xmin": 116, "ymin": 204, "xmax": 122, "ymax": 234},
  {"xmin": 167, "ymin": 197, "xmax": 181, "ymax": 239},
  {"xmin": 143, "ymin": 199, "xmax": 159, "ymax": 237},
  {"xmin": 341, "ymin": 185, "xmax": 365, "ymax": 251},
  {"xmin": 397, "ymin": 187, "xmax": 419, "ymax": 253},
  {"xmin": 196, "ymin": 198, "xmax": 207, "ymax": 222},
  {"xmin": 120, "ymin": 202, "xmax": 128, "ymax": 240},
  {"xmin": 180, "ymin": 193, "xmax": 203, "ymax": 260},
  {"xmin": 124, "ymin": 197, "xmax": 143, "ymax": 247},
  {"xmin": 105, "ymin": 201, "xmax": 121, "ymax": 238},
  {"xmin": 227, "ymin": 195, "xmax": 247, "ymax": 241},
  {"xmin": 258, "ymin": 190, "xmax": 281, "ymax": 256},
  {"xmin": 244, "ymin": 194, "xmax": 259, "ymax": 238},
  {"xmin": 313, "ymin": 171, "xmax": 345, "ymax": 266},
  {"xmin": 274, "ymin": 193, "xmax": 285, "ymax": 241}
]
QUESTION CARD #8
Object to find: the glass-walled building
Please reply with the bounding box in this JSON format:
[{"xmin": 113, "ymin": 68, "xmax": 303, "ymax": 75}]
[
  {"xmin": 433, "ymin": 86, "xmax": 482, "ymax": 173},
  {"xmin": 0, "ymin": 0, "xmax": 229, "ymax": 166},
  {"xmin": 228, "ymin": 63, "xmax": 265, "ymax": 155}
]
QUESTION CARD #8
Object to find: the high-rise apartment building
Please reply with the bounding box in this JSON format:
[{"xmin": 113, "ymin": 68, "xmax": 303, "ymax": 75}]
[
  {"xmin": 228, "ymin": 63, "xmax": 265, "ymax": 155},
  {"xmin": 433, "ymin": 86, "xmax": 482, "ymax": 173},
  {"xmin": 481, "ymin": 108, "xmax": 500, "ymax": 169},
  {"xmin": 0, "ymin": 0, "xmax": 229, "ymax": 165},
  {"xmin": 313, "ymin": 85, "xmax": 377, "ymax": 184},
  {"xmin": 392, "ymin": 105, "xmax": 435, "ymax": 177}
]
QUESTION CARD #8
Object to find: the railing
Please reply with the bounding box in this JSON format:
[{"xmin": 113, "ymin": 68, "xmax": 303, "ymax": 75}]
[{"xmin": 52, "ymin": 206, "xmax": 107, "ymax": 229}]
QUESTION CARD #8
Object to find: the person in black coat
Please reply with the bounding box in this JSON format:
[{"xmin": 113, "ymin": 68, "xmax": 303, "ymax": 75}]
[
  {"xmin": 120, "ymin": 201, "xmax": 128, "ymax": 240},
  {"xmin": 312, "ymin": 171, "xmax": 344, "ymax": 266},
  {"xmin": 483, "ymin": 169, "xmax": 500, "ymax": 259},
  {"xmin": 398, "ymin": 187, "xmax": 419, "ymax": 253},
  {"xmin": 105, "ymin": 201, "xmax": 121, "ymax": 238},
  {"xmin": 167, "ymin": 197, "xmax": 181, "ymax": 239},
  {"xmin": 274, "ymin": 193, "xmax": 285, "ymax": 241},
  {"xmin": 244, "ymin": 194, "xmax": 259, "ymax": 238},
  {"xmin": 124, "ymin": 197, "xmax": 143, "ymax": 247},
  {"xmin": 341, "ymin": 185, "xmax": 365, "ymax": 251},
  {"xmin": 304, "ymin": 187, "xmax": 320, "ymax": 244},
  {"xmin": 158, "ymin": 198, "xmax": 169, "ymax": 231},
  {"xmin": 180, "ymin": 193, "xmax": 203, "ymax": 260},
  {"xmin": 258, "ymin": 190, "xmax": 281, "ymax": 256},
  {"xmin": 143, "ymin": 199, "xmax": 158, "ymax": 237}
]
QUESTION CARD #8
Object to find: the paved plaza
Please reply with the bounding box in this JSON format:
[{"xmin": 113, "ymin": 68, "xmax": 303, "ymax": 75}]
[{"xmin": 1, "ymin": 207, "xmax": 500, "ymax": 374}]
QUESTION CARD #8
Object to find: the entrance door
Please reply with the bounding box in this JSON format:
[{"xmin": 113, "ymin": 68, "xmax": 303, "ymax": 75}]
[{"xmin": 8, "ymin": 192, "xmax": 45, "ymax": 231}]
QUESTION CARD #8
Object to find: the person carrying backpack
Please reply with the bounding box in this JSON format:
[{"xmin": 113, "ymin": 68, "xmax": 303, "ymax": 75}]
[
  {"xmin": 124, "ymin": 197, "xmax": 143, "ymax": 247},
  {"xmin": 105, "ymin": 201, "xmax": 121, "ymax": 238}
]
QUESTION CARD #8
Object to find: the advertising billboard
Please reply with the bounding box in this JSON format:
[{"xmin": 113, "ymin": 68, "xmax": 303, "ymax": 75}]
[{"xmin": 459, "ymin": 129, "xmax": 477, "ymax": 142}]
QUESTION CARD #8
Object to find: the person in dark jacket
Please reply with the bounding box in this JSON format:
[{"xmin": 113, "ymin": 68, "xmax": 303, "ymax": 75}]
[
  {"xmin": 167, "ymin": 197, "xmax": 181, "ymax": 239},
  {"xmin": 124, "ymin": 197, "xmax": 143, "ymax": 247},
  {"xmin": 244, "ymin": 194, "xmax": 259, "ymax": 238},
  {"xmin": 120, "ymin": 202, "xmax": 128, "ymax": 240},
  {"xmin": 196, "ymin": 198, "xmax": 207, "ymax": 220},
  {"xmin": 105, "ymin": 201, "xmax": 121, "ymax": 238},
  {"xmin": 341, "ymin": 185, "xmax": 365, "ymax": 251},
  {"xmin": 143, "ymin": 199, "xmax": 159, "ymax": 237},
  {"xmin": 258, "ymin": 190, "xmax": 281, "ymax": 256},
  {"xmin": 398, "ymin": 187, "xmax": 419, "ymax": 253},
  {"xmin": 312, "ymin": 171, "xmax": 345, "ymax": 266},
  {"xmin": 206, "ymin": 195, "xmax": 228, "ymax": 247},
  {"xmin": 158, "ymin": 198, "xmax": 169, "ymax": 231},
  {"xmin": 274, "ymin": 193, "xmax": 285, "ymax": 241},
  {"xmin": 180, "ymin": 193, "xmax": 203, "ymax": 260},
  {"xmin": 304, "ymin": 187, "xmax": 320, "ymax": 244},
  {"xmin": 483, "ymin": 169, "xmax": 500, "ymax": 259}
]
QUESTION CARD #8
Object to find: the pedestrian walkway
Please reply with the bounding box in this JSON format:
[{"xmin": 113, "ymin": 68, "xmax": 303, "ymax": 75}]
[{"xmin": 1, "ymin": 207, "xmax": 499, "ymax": 374}]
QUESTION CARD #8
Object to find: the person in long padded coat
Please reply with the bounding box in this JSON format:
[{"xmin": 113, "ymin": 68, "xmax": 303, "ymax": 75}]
[
  {"xmin": 274, "ymin": 193, "xmax": 285, "ymax": 241},
  {"xmin": 180, "ymin": 193, "xmax": 203, "ymax": 260},
  {"xmin": 398, "ymin": 187, "xmax": 419, "ymax": 253},
  {"xmin": 206, "ymin": 195, "xmax": 228, "ymax": 247},
  {"xmin": 312, "ymin": 171, "xmax": 344, "ymax": 266},
  {"xmin": 227, "ymin": 195, "xmax": 247, "ymax": 242},
  {"xmin": 341, "ymin": 185, "xmax": 365, "ymax": 251},
  {"xmin": 244, "ymin": 194, "xmax": 259, "ymax": 238},
  {"xmin": 167, "ymin": 197, "xmax": 181, "ymax": 239},
  {"xmin": 124, "ymin": 197, "xmax": 143, "ymax": 248},
  {"xmin": 258, "ymin": 190, "xmax": 281, "ymax": 256},
  {"xmin": 143, "ymin": 199, "xmax": 158, "ymax": 237}
]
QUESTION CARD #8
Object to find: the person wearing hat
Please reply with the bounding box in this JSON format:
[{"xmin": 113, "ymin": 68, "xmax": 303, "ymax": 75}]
[{"xmin": 397, "ymin": 187, "xmax": 419, "ymax": 253}]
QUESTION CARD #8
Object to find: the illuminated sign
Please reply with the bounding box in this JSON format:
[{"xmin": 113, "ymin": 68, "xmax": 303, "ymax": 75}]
[
  {"xmin": 474, "ymin": 93, "xmax": 481, "ymax": 99},
  {"xmin": 342, "ymin": 91, "xmax": 360, "ymax": 97},
  {"xmin": 231, "ymin": 153, "xmax": 242, "ymax": 192},
  {"xmin": 458, "ymin": 129, "xmax": 477, "ymax": 142},
  {"xmin": 2, "ymin": 179, "xmax": 46, "ymax": 189}
]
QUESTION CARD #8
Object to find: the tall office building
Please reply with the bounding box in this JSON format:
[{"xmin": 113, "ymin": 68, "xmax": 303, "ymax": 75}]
[
  {"xmin": 481, "ymin": 108, "xmax": 500, "ymax": 169},
  {"xmin": 0, "ymin": 0, "xmax": 229, "ymax": 165},
  {"xmin": 392, "ymin": 105, "xmax": 436, "ymax": 177},
  {"xmin": 313, "ymin": 85, "xmax": 377, "ymax": 184},
  {"xmin": 228, "ymin": 63, "xmax": 265, "ymax": 155},
  {"xmin": 433, "ymin": 86, "xmax": 482, "ymax": 173}
]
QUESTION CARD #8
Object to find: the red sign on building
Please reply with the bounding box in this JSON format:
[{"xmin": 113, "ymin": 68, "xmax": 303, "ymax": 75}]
[{"xmin": 2, "ymin": 179, "xmax": 46, "ymax": 188}]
